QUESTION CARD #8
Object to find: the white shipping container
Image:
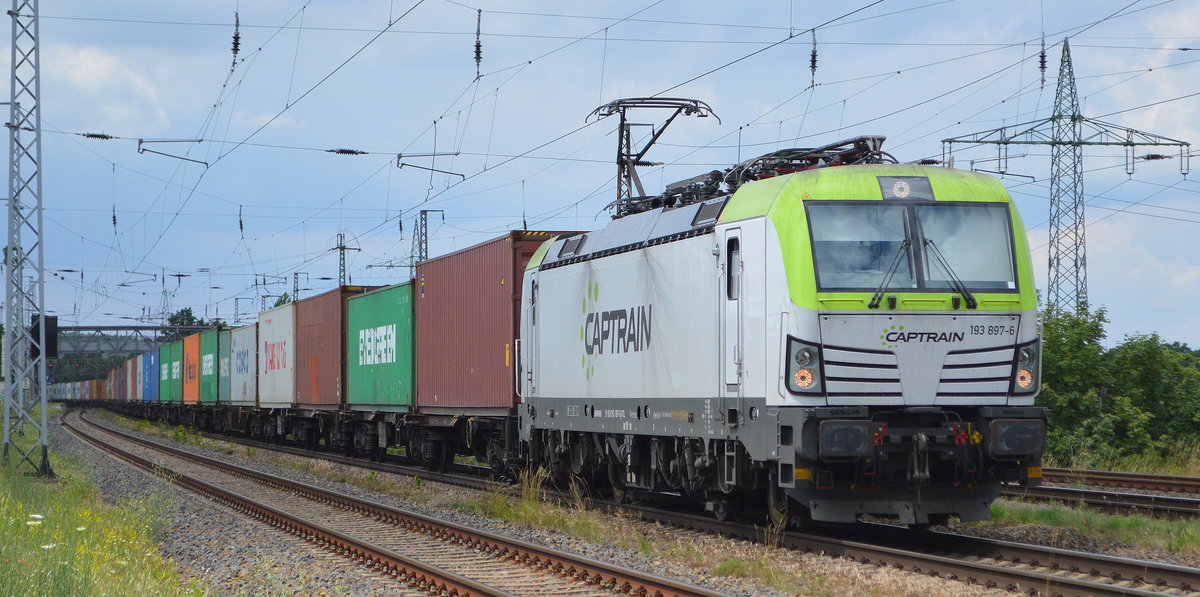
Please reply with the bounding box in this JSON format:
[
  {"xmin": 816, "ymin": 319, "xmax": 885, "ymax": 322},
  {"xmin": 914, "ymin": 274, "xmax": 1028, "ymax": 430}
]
[
  {"xmin": 230, "ymin": 324, "xmax": 258, "ymax": 406},
  {"xmin": 257, "ymin": 304, "xmax": 295, "ymax": 408}
]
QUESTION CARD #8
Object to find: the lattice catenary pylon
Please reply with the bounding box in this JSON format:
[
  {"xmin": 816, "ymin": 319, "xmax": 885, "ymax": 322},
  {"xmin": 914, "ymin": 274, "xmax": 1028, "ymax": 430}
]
[
  {"xmin": 943, "ymin": 39, "xmax": 1190, "ymax": 311},
  {"xmin": 4, "ymin": 0, "xmax": 53, "ymax": 476}
]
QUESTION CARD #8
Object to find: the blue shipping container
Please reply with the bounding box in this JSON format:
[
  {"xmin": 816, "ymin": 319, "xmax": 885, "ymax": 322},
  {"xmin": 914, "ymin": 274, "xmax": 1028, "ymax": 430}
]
[{"xmin": 142, "ymin": 351, "xmax": 160, "ymax": 402}]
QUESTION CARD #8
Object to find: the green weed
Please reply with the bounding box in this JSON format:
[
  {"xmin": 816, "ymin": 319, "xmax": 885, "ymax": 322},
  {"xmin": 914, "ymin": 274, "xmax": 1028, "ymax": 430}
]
[
  {"xmin": 0, "ymin": 452, "xmax": 200, "ymax": 596},
  {"xmin": 711, "ymin": 557, "xmax": 802, "ymax": 592},
  {"xmin": 987, "ymin": 499, "xmax": 1200, "ymax": 555}
]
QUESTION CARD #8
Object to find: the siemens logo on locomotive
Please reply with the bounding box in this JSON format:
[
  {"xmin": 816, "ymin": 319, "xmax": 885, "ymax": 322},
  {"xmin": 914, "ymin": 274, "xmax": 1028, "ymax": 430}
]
[
  {"xmin": 583, "ymin": 305, "xmax": 652, "ymax": 355},
  {"xmin": 358, "ymin": 324, "xmax": 396, "ymax": 366},
  {"xmin": 263, "ymin": 341, "xmax": 288, "ymax": 373}
]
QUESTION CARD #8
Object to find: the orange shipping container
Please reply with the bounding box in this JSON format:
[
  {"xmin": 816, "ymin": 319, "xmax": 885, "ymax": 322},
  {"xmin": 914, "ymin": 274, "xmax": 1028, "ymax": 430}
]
[{"xmin": 182, "ymin": 333, "xmax": 201, "ymax": 404}]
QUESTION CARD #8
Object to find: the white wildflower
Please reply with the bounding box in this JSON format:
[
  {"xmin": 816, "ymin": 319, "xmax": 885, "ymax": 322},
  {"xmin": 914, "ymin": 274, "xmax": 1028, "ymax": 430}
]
[
  {"xmin": 40, "ymin": 544, "xmax": 58, "ymax": 550},
  {"xmin": 28, "ymin": 514, "xmax": 44, "ymax": 519},
  {"xmin": 25, "ymin": 520, "xmax": 42, "ymax": 526},
  {"xmin": 75, "ymin": 526, "xmax": 87, "ymax": 532}
]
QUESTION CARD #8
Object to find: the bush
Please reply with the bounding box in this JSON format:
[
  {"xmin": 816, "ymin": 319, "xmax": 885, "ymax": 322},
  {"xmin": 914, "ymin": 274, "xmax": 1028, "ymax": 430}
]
[{"xmin": 1038, "ymin": 306, "xmax": 1200, "ymax": 469}]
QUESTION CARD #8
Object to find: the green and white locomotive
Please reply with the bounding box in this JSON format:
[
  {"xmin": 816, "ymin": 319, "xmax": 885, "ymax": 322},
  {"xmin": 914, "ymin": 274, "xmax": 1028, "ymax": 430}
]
[{"xmin": 518, "ymin": 136, "xmax": 1046, "ymax": 525}]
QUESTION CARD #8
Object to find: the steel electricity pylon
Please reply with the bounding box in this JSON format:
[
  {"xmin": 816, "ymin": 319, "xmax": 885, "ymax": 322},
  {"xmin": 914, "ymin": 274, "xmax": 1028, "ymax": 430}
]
[
  {"xmin": 943, "ymin": 39, "xmax": 1190, "ymax": 311},
  {"xmin": 4, "ymin": 0, "xmax": 54, "ymax": 476},
  {"xmin": 410, "ymin": 209, "xmax": 443, "ymax": 265}
]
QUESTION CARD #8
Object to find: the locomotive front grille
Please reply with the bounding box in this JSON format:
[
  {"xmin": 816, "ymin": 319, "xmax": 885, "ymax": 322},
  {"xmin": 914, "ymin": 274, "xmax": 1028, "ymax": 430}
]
[
  {"xmin": 936, "ymin": 346, "xmax": 1015, "ymax": 397},
  {"xmin": 822, "ymin": 346, "xmax": 902, "ymax": 397}
]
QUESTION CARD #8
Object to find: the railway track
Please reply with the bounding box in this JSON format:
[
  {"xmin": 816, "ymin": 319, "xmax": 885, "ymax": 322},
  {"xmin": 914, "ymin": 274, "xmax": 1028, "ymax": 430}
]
[
  {"xmin": 85, "ymin": 408, "xmax": 1200, "ymax": 597},
  {"xmin": 632, "ymin": 505, "xmax": 1200, "ymax": 597},
  {"xmin": 1043, "ymin": 468, "xmax": 1200, "ymax": 494},
  {"xmin": 1002, "ymin": 484, "xmax": 1200, "ymax": 517},
  {"xmin": 63, "ymin": 410, "xmax": 725, "ymax": 597}
]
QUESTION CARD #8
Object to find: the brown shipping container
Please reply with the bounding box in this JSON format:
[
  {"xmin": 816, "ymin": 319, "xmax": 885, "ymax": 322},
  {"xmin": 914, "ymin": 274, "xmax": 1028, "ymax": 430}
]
[
  {"xmin": 293, "ymin": 286, "xmax": 375, "ymax": 409},
  {"xmin": 415, "ymin": 231, "xmax": 561, "ymax": 414}
]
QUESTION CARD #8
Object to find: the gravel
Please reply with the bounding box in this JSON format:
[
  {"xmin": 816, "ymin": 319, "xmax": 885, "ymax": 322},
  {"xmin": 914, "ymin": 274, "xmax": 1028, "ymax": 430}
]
[{"xmin": 54, "ymin": 417, "xmax": 425, "ymax": 596}]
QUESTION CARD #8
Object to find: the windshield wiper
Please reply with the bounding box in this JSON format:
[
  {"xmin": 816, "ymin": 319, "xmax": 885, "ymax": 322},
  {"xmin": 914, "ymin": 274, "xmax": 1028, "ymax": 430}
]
[
  {"xmin": 868, "ymin": 239, "xmax": 911, "ymax": 309},
  {"xmin": 923, "ymin": 239, "xmax": 977, "ymax": 309}
]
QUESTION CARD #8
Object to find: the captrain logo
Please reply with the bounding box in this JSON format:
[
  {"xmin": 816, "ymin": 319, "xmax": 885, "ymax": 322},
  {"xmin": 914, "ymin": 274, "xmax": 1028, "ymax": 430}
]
[
  {"xmin": 880, "ymin": 325, "xmax": 964, "ymax": 349},
  {"xmin": 579, "ymin": 281, "xmax": 653, "ymax": 380}
]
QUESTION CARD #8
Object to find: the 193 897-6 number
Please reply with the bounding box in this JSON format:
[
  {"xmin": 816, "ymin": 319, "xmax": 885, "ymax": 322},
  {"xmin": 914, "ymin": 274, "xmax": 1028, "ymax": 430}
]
[{"xmin": 970, "ymin": 324, "xmax": 1015, "ymax": 336}]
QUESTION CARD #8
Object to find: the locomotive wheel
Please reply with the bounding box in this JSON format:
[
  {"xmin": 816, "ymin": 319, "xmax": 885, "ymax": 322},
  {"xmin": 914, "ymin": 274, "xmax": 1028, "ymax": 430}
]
[
  {"xmin": 570, "ymin": 435, "xmax": 590, "ymax": 475},
  {"xmin": 607, "ymin": 459, "xmax": 630, "ymax": 503},
  {"xmin": 711, "ymin": 498, "xmax": 739, "ymax": 522},
  {"xmin": 767, "ymin": 482, "xmax": 790, "ymax": 528}
]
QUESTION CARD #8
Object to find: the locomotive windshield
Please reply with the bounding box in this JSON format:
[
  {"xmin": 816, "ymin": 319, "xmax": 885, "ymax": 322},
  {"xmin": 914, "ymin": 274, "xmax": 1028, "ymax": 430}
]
[{"xmin": 807, "ymin": 201, "xmax": 1016, "ymax": 292}]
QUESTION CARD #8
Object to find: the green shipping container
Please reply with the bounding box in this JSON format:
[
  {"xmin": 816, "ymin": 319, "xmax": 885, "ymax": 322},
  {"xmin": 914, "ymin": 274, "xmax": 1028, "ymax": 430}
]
[
  {"xmin": 218, "ymin": 329, "xmax": 232, "ymax": 404},
  {"xmin": 346, "ymin": 283, "xmax": 414, "ymax": 411},
  {"xmin": 199, "ymin": 328, "xmax": 219, "ymax": 404},
  {"xmin": 159, "ymin": 341, "xmax": 182, "ymax": 403}
]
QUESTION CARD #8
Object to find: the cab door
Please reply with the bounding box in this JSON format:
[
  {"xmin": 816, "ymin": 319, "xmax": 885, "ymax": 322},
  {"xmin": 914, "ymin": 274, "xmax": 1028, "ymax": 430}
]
[
  {"xmin": 519, "ymin": 275, "xmax": 538, "ymax": 398},
  {"xmin": 721, "ymin": 229, "xmax": 743, "ymax": 396}
]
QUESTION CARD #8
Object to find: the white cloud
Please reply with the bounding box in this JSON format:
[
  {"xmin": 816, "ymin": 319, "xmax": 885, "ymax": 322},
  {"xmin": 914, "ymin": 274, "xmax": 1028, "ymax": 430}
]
[
  {"xmin": 1079, "ymin": 208, "xmax": 1200, "ymax": 344},
  {"xmin": 45, "ymin": 45, "xmax": 170, "ymax": 133}
]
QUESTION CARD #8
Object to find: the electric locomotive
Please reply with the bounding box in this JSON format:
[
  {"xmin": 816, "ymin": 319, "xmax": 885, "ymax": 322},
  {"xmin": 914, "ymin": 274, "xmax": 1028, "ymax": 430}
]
[{"xmin": 518, "ymin": 136, "xmax": 1046, "ymax": 525}]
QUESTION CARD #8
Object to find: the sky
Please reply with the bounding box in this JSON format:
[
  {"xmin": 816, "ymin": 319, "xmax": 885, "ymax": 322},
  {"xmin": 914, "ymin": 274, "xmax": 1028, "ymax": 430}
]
[{"xmin": 9, "ymin": 0, "xmax": 1200, "ymax": 347}]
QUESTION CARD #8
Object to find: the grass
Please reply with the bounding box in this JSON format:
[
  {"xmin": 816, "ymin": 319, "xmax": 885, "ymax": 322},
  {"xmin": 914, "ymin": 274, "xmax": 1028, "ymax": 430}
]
[
  {"xmin": 711, "ymin": 557, "xmax": 806, "ymax": 593},
  {"xmin": 1, "ymin": 423, "xmax": 200, "ymax": 596},
  {"xmin": 456, "ymin": 468, "xmax": 608, "ymax": 543},
  {"xmin": 985, "ymin": 499, "xmax": 1200, "ymax": 555},
  {"xmin": 100, "ymin": 412, "xmax": 237, "ymax": 456},
  {"xmin": 1045, "ymin": 438, "xmax": 1200, "ymax": 477}
]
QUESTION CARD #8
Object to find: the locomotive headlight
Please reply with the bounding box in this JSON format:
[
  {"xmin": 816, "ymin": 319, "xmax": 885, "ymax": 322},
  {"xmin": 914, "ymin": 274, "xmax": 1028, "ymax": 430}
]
[
  {"xmin": 795, "ymin": 347, "xmax": 814, "ymax": 367},
  {"xmin": 819, "ymin": 420, "xmax": 873, "ymax": 460},
  {"xmin": 987, "ymin": 418, "xmax": 1046, "ymax": 458},
  {"xmin": 786, "ymin": 337, "xmax": 824, "ymax": 395},
  {"xmin": 1011, "ymin": 338, "xmax": 1040, "ymax": 395},
  {"xmin": 1017, "ymin": 346, "xmax": 1035, "ymax": 368}
]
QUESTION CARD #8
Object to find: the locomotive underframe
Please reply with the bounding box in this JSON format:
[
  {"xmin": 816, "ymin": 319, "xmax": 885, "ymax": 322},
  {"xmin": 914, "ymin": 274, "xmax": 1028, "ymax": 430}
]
[{"xmin": 521, "ymin": 396, "xmax": 1045, "ymax": 524}]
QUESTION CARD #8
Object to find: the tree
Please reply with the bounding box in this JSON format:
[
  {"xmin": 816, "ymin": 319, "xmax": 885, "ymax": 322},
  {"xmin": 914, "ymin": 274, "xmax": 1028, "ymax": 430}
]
[
  {"xmin": 1035, "ymin": 307, "xmax": 1130, "ymax": 458},
  {"xmin": 1037, "ymin": 306, "xmax": 1200, "ymax": 463},
  {"xmin": 273, "ymin": 293, "xmax": 292, "ymax": 308},
  {"xmin": 1106, "ymin": 333, "xmax": 1200, "ymax": 440},
  {"xmin": 168, "ymin": 307, "xmax": 203, "ymax": 327},
  {"xmin": 159, "ymin": 308, "xmax": 223, "ymax": 341},
  {"xmin": 51, "ymin": 351, "xmax": 135, "ymax": 383}
]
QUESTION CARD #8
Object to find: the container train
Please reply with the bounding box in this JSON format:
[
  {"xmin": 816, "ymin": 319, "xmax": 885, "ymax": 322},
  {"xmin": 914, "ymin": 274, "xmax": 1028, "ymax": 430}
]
[{"xmin": 58, "ymin": 136, "xmax": 1047, "ymax": 527}]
